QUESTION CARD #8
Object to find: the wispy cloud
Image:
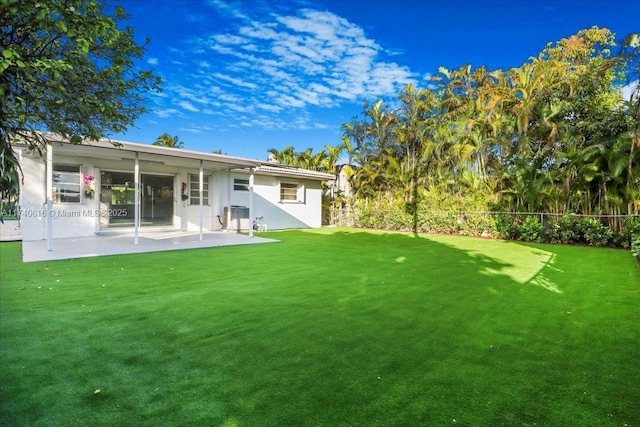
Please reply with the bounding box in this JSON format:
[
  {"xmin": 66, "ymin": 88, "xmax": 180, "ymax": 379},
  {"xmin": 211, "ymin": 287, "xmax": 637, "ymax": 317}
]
[
  {"xmin": 154, "ymin": 108, "xmax": 181, "ymax": 118},
  {"xmin": 178, "ymin": 101, "xmax": 200, "ymax": 112},
  {"xmin": 179, "ymin": 127, "xmax": 203, "ymax": 134},
  {"xmin": 152, "ymin": 4, "xmax": 417, "ymax": 132}
]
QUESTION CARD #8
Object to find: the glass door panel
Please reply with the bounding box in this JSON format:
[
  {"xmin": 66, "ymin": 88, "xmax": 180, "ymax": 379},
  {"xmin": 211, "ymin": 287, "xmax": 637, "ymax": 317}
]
[
  {"xmin": 100, "ymin": 171, "xmax": 135, "ymax": 227},
  {"xmin": 141, "ymin": 175, "xmax": 173, "ymax": 226},
  {"xmin": 99, "ymin": 171, "xmax": 173, "ymax": 228}
]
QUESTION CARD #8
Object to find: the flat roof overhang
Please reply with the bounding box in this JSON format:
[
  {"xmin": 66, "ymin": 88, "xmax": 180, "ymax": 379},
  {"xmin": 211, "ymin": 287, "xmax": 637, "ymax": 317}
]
[
  {"xmin": 23, "ymin": 136, "xmax": 262, "ymax": 171},
  {"xmin": 16, "ymin": 134, "xmax": 335, "ymax": 180}
]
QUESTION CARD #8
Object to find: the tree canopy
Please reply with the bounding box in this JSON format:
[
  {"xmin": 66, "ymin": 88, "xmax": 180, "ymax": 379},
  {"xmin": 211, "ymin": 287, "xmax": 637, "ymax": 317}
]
[
  {"xmin": 0, "ymin": 0, "xmax": 162, "ymax": 195},
  {"xmin": 153, "ymin": 133, "xmax": 184, "ymax": 149},
  {"xmin": 333, "ymin": 27, "xmax": 640, "ymax": 225},
  {"xmin": 266, "ymin": 27, "xmax": 638, "ymax": 235}
]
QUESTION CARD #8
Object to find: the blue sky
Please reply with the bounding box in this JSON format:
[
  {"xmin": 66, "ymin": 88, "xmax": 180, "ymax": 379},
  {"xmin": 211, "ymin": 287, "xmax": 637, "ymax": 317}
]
[{"xmin": 113, "ymin": 0, "xmax": 640, "ymax": 160}]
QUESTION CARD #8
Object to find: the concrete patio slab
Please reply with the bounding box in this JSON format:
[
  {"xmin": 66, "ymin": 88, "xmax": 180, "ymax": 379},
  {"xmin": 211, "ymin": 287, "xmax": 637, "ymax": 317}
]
[{"xmin": 21, "ymin": 229, "xmax": 278, "ymax": 262}]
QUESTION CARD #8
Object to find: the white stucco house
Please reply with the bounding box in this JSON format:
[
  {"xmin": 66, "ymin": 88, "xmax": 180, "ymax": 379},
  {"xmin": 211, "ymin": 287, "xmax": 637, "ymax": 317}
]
[{"xmin": 16, "ymin": 135, "xmax": 334, "ymax": 244}]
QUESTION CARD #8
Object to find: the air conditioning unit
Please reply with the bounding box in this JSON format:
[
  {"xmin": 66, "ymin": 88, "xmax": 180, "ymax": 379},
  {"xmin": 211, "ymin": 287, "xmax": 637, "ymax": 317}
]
[{"xmin": 222, "ymin": 206, "xmax": 250, "ymax": 231}]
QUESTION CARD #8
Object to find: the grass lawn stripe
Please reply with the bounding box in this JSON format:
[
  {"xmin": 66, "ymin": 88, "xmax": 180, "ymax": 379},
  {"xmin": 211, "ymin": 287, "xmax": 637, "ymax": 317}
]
[{"xmin": 1, "ymin": 228, "xmax": 638, "ymax": 426}]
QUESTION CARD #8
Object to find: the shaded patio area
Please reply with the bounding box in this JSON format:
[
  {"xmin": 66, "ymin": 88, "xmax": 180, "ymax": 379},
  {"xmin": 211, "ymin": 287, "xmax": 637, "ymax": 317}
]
[{"xmin": 21, "ymin": 229, "xmax": 278, "ymax": 262}]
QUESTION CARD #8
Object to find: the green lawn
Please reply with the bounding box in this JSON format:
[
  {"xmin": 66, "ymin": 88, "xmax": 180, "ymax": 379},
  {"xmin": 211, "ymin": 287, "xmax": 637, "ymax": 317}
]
[{"xmin": 1, "ymin": 228, "xmax": 639, "ymax": 426}]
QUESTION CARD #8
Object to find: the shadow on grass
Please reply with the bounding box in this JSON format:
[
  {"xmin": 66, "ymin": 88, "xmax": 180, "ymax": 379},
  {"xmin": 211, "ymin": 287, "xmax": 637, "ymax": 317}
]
[{"xmin": 316, "ymin": 228, "xmax": 561, "ymax": 294}]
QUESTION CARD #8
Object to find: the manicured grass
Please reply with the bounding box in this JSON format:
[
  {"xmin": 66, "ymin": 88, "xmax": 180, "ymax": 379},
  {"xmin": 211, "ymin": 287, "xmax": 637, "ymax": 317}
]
[{"xmin": 1, "ymin": 228, "xmax": 639, "ymax": 426}]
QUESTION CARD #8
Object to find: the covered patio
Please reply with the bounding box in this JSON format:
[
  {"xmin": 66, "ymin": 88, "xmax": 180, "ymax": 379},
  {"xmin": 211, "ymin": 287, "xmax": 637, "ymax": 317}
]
[
  {"xmin": 19, "ymin": 136, "xmax": 266, "ymax": 245},
  {"xmin": 21, "ymin": 228, "xmax": 278, "ymax": 262}
]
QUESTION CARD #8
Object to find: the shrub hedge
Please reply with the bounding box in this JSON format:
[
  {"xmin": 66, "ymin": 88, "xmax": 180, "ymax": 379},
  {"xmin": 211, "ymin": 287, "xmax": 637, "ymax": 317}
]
[{"xmin": 354, "ymin": 206, "xmax": 640, "ymax": 251}]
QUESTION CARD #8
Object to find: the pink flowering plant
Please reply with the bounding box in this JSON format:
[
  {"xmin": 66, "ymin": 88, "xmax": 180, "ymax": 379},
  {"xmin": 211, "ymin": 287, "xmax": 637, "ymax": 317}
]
[
  {"xmin": 180, "ymin": 182, "xmax": 188, "ymax": 201},
  {"xmin": 84, "ymin": 175, "xmax": 95, "ymax": 197}
]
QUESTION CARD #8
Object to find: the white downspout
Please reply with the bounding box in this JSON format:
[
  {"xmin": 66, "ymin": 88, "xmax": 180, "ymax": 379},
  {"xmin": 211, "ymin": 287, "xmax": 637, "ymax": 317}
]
[{"xmin": 227, "ymin": 168, "xmax": 231, "ymax": 232}]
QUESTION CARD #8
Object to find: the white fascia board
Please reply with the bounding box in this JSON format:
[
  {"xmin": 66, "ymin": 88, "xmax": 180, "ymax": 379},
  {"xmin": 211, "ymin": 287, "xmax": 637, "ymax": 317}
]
[{"xmin": 251, "ymin": 165, "xmax": 335, "ymax": 181}]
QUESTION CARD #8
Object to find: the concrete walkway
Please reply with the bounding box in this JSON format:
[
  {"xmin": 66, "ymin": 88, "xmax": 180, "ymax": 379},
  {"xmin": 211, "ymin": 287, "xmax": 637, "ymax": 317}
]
[
  {"xmin": 18, "ymin": 229, "xmax": 277, "ymax": 262},
  {"xmin": 0, "ymin": 220, "xmax": 22, "ymax": 241}
]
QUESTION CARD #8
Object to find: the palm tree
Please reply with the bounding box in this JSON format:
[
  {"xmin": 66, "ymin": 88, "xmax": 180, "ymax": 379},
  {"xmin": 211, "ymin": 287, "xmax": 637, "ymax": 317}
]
[
  {"xmin": 322, "ymin": 144, "xmax": 344, "ymax": 173},
  {"xmin": 266, "ymin": 146, "xmax": 296, "ymax": 165},
  {"xmin": 153, "ymin": 133, "xmax": 184, "ymax": 148}
]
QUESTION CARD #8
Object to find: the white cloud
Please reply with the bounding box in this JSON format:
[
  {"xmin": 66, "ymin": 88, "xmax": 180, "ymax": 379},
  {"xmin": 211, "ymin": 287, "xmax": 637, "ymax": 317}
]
[
  {"xmin": 367, "ymin": 62, "xmax": 414, "ymax": 94},
  {"xmin": 147, "ymin": 57, "xmax": 159, "ymax": 65},
  {"xmin": 178, "ymin": 101, "xmax": 200, "ymax": 112},
  {"xmin": 211, "ymin": 73, "xmax": 259, "ymax": 90},
  {"xmin": 180, "ymin": 127, "xmax": 203, "ymax": 134},
  {"xmin": 256, "ymin": 103, "xmax": 283, "ymax": 113},
  {"xmin": 211, "ymin": 34, "xmax": 248, "ymax": 45},
  {"xmin": 208, "ymin": 0, "xmax": 249, "ymax": 20},
  {"xmin": 150, "ymin": 5, "xmax": 418, "ymax": 132},
  {"xmin": 154, "ymin": 108, "xmax": 180, "ymax": 118}
]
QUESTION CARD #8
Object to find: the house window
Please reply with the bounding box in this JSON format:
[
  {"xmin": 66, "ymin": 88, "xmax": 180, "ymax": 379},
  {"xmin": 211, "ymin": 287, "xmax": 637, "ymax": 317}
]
[
  {"xmin": 52, "ymin": 164, "xmax": 81, "ymax": 203},
  {"xmin": 189, "ymin": 174, "xmax": 210, "ymax": 205},
  {"xmin": 234, "ymin": 178, "xmax": 249, "ymax": 191},
  {"xmin": 280, "ymin": 182, "xmax": 304, "ymax": 203}
]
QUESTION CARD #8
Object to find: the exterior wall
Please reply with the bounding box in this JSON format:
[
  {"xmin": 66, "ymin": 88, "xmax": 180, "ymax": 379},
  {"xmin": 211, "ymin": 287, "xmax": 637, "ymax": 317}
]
[
  {"xmin": 180, "ymin": 173, "xmax": 213, "ymax": 232},
  {"xmin": 19, "ymin": 149, "xmax": 98, "ymax": 241},
  {"xmin": 220, "ymin": 171, "xmax": 324, "ymax": 230},
  {"xmin": 18, "ymin": 149, "xmax": 215, "ymax": 241},
  {"xmin": 18, "ymin": 147, "xmax": 327, "ymax": 241}
]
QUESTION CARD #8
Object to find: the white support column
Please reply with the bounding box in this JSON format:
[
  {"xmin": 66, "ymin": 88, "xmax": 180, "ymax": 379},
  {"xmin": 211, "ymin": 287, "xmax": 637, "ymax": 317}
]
[
  {"xmin": 226, "ymin": 168, "xmax": 231, "ymax": 232},
  {"xmin": 199, "ymin": 160, "xmax": 204, "ymax": 241},
  {"xmin": 134, "ymin": 152, "xmax": 140, "ymax": 245},
  {"xmin": 248, "ymin": 168, "xmax": 254, "ymax": 238},
  {"xmin": 46, "ymin": 144, "xmax": 53, "ymax": 251}
]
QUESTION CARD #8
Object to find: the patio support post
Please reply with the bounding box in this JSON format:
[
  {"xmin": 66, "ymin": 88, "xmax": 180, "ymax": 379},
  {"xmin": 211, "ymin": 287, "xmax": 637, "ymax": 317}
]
[
  {"xmin": 134, "ymin": 152, "xmax": 140, "ymax": 245},
  {"xmin": 227, "ymin": 168, "xmax": 231, "ymax": 232},
  {"xmin": 199, "ymin": 159, "xmax": 204, "ymax": 241},
  {"xmin": 46, "ymin": 144, "xmax": 53, "ymax": 251},
  {"xmin": 248, "ymin": 168, "xmax": 254, "ymax": 238}
]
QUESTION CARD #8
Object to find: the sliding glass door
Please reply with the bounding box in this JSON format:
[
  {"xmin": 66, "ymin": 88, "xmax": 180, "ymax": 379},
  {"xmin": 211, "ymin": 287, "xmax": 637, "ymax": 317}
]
[
  {"xmin": 141, "ymin": 174, "xmax": 173, "ymax": 225},
  {"xmin": 100, "ymin": 171, "xmax": 174, "ymax": 228}
]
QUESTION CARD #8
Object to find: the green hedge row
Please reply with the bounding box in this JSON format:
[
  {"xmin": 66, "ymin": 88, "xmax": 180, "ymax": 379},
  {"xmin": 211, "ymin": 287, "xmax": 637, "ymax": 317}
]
[{"xmin": 355, "ymin": 207, "xmax": 640, "ymax": 250}]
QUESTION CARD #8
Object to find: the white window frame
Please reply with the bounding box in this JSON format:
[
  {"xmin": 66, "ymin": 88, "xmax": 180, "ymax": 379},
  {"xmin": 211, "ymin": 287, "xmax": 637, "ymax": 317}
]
[
  {"xmin": 188, "ymin": 174, "xmax": 210, "ymax": 205},
  {"xmin": 234, "ymin": 178, "xmax": 249, "ymax": 191},
  {"xmin": 279, "ymin": 181, "xmax": 305, "ymax": 204},
  {"xmin": 52, "ymin": 164, "xmax": 81, "ymax": 203}
]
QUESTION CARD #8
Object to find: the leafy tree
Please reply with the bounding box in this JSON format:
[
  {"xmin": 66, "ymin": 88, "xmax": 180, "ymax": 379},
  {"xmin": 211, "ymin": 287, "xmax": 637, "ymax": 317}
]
[
  {"xmin": 266, "ymin": 145, "xmax": 344, "ymax": 173},
  {"xmin": 0, "ymin": 0, "xmax": 162, "ymax": 194},
  {"xmin": 337, "ymin": 26, "xmax": 638, "ymax": 235},
  {"xmin": 267, "ymin": 146, "xmax": 296, "ymax": 165},
  {"xmin": 153, "ymin": 133, "xmax": 184, "ymax": 148}
]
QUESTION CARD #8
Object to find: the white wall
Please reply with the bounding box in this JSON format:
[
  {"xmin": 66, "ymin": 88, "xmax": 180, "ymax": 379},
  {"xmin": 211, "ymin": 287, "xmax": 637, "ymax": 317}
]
[
  {"xmin": 19, "ymin": 150, "xmax": 98, "ymax": 241},
  {"xmin": 220, "ymin": 172, "xmax": 324, "ymax": 230}
]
